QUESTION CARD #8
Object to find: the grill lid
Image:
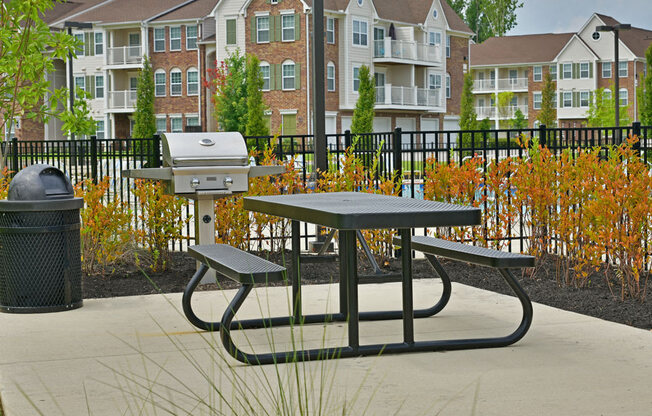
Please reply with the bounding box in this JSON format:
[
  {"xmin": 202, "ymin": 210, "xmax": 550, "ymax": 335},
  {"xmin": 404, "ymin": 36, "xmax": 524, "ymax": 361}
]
[{"xmin": 161, "ymin": 132, "xmax": 249, "ymax": 167}]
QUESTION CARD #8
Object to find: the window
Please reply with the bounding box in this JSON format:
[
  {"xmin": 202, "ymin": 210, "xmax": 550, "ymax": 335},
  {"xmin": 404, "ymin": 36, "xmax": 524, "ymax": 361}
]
[
  {"xmin": 602, "ymin": 62, "xmax": 612, "ymax": 78},
  {"xmin": 353, "ymin": 66, "xmax": 360, "ymax": 91},
  {"xmin": 580, "ymin": 90, "xmax": 590, "ymax": 107},
  {"xmin": 327, "ymin": 62, "xmax": 335, "ymax": 91},
  {"xmin": 187, "ymin": 68, "xmax": 198, "ymax": 95},
  {"xmin": 619, "ymin": 88, "xmax": 628, "ymax": 106},
  {"xmin": 260, "ymin": 63, "xmax": 270, "ymax": 90},
  {"xmin": 94, "ymin": 32, "xmax": 103, "ymax": 55},
  {"xmin": 154, "ymin": 28, "xmax": 165, "ymax": 52},
  {"xmin": 282, "ymin": 61, "xmax": 295, "ymax": 90},
  {"xmin": 74, "ymin": 76, "xmax": 85, "ymax": 96},
  {"xmin": 95, "ymin": 120, "xmax": 105, "ymax": 140},
  {"xmin": 130, "ymin": 77, "xmax": 138, "ymax": 91},
  {"xmin": 592, "ymin": 31, "xmax": 600, "ymax": 40},
  {"xmin": 428, "ymin": 31, "xmax": 441, "ymax": 46},
  {"xmin": 282, "ymin": 14, "xmax": 295, "ymax": 41},
  {"xmin": 552, "ymin": 92, "xmax": 557, "ymax": 108},
  {"xmin": 562, "ymin": 63, "xmax": 572, "ymax": 79},
  {"xmin": 74, "ymin": 33, "xmax": 85, "ymax": 56},
  {"xmin": 171, "ymin": 117, "xmax": 183, "ymax": 132},
  {"xmin": 619, "ymin": 61, "xmax": 628, "ymax": 77},
  {"xmin": 186, "ymin": 116, "xmax": 199, "ymax": 127},
  {"xmin": 563, "ymin": 91, "xmax": 572, "ymax": 107},
  {"xmin": 95, "ymin": 75, "xmax": 104, "ymax": 98},
  {"xmin": 327, "ymin": 17, "xmax": 335, "ymax": 44},
  {"xmin": 550, "ymin": 64, "xmax": 557, "ymax": 80},
  {"xmin": 281, "ymin": 113, "xmax": 297, "ymax": 135},
  {"xmin": 170, "ymin": 69, "xmax": 182, "ymax": 96},
  {"xmin": 445, "ymin": 73, "xmax": 450, "ymax": 99},
  {"xmin": 356, "ymin": 0, "xmax": 363, "ymax": 6},
  {"xmin": 533, "ymin": 66, "xmax": 542, "ymax": 82},
  {"xmin": 580, "ymin": 62, "xmax": 590, "ymax": 79},
  {"xmin": 352, "ymin": 19, "xmax": 368, "ymax": 46},
  {"xmin": 226, "ymin": 19, "xmax": 236, "ymax": 45},
  {"xmin": 429, "ymin": 73, "xmax": 441, "ymax": 90},
  {"xmin": 603, "ymin": 89, "xmax": 612, "ymax": 101},
  {"xmin": 186, "ymin": 25, "xmax": 198, "ymax": 50},
  {"xmin": 170, "ymin": 26, "xmax": 181, "ymax": 50},
  {"xmin": 155, "ymin": 70, "xmax": 166, "ymax": 96},
  {"xmin": 156, "ymin": 117, "xmax": 167, "ymax": 133},
  {"xmin": 446, "ymin": 35, "xmax": 450, "ymax": 58},
  {"xmin": 533, "ymin": 92, "xmax": 542, "ymax": 110},
  {"xmin": 257, "ymin": 16, "xmax": 270, "ymax": 43},
  {"xmin": 510, "ymin": 96, "xmax": 518, "ymax": 107}
]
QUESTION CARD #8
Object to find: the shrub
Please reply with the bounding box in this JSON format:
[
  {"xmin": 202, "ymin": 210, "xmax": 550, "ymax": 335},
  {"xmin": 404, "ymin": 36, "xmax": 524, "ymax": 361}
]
[
  {"xmin": 0, "ymin": 167, "xmax": 11, "ymax": 199},
  {"xmin": 74, "ymin": 177, "xmax": 132, "ymax": 274},
  {"xmin": 132, "ymin": 180, "xmax": 189, "ymax": 271}
]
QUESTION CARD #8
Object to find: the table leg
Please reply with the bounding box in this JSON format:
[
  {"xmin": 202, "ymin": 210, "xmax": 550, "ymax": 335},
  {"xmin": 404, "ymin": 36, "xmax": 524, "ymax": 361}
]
[
  {"xmin": 292, "ymin": 220, "xmax": 301, "ymax": 323},
  {"xmin": 340, "ymin": 230, "xmax": 359, "ymax": 351},
  {"xmin": 400, "ymin": 229, "xmax": 414, "ymax": 344},
  {"xmin": 338, "ymin": 231, "xmax": 348, "ymax": 316}
]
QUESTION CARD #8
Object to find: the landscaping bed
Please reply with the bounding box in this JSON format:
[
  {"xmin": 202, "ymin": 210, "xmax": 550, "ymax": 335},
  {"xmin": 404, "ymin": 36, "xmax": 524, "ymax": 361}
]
[{"xmin": 83, "ymin": 250, "xmax": 651, "ymax": 331}]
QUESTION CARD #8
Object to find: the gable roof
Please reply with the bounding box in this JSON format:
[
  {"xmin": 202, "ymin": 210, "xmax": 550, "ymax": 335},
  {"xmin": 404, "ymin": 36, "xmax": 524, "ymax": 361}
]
[
  {"xmin": 471, "ymin": 32, "xmax": 574, "ymax": 66},
  {"xmin": 44, "ymin": 0, "xmax": 111, "ymax": 25},
  {"xmin": 370, "ymin": 0, "xmax": 472, "ymax": 34},
  {"xmin": 553, "ymin": 34, "xmax": 599, "ymax": 61},
  {"xmin": 440, "ymin": 0, "xmax": 473, "ymax": 34},
  {"xmin": 302, "ymin": 0, "xmax": 350, "ymax": 13},
  {"xmin": 150, "ymin": 0, "xmax": 216, "ymax": 22},
  {"xmin": 593, "ymin": 13, "xmax": 652, "ymax": 58}
]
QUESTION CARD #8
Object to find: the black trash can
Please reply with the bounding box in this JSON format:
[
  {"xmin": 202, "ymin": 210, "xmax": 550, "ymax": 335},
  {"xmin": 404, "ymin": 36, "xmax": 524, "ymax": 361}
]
[{"xmin": 0, "ymin": 164, "xmax": 83, "ymax": 313}]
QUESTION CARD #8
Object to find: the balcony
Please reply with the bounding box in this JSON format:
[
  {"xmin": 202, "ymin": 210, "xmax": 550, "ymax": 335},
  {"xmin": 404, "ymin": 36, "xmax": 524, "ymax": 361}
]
[
  {"xmin": 375, "ymin": 85, "xmax": 442, "ymax": 110},
  {"xmin": 373, "ymin": 39, "xmax": 442, "ymax": 65},
  {"xmin": 107, "ymin": 90, "xmax": 137, "ymax": 112},
  {"xmin": 473, "ymin": 78, "xmax": 529, "ymax": 93},
  {"xmin": 106, "ymin": 46, "xmax": 143, "ymax": 67},
  {"xmin": 475, "ymin": 105, "xmax": 528, "ymax": 120}
]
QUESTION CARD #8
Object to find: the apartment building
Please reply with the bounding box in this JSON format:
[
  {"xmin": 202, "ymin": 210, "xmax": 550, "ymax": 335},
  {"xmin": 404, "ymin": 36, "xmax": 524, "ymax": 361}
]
[
  {"xmin": 470, "ymin": 14, "xmax": 652, "ymax": 128},
  {"xmin": 10, "ymin": 0, "xmax": 472, "ymax": 141}
]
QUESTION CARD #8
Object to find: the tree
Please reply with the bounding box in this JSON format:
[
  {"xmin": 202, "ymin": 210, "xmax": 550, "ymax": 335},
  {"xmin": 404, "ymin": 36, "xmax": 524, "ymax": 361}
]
[
  {"xmin": 132, "ymin": 56, "xmax": 157, "ymax": 139},
  {"xmin": 586, "ymin": 86, "xmax": 631, "ymax": 127},
  {"xmin": 464, "ymin": 0, "xmax": 492, "ymax": 43},
  {"xmin": 209, "ymin": 50, "xmax": 247, "ymax": 134},
  {"xmin": 537, "ymin": 73, "xmax": 557, "ymax": 127},
  {"xmin": 350, "ymin": 65, "xmax": 375, "ymax": 135},
  {"xmin": 459, "ymin": 72, "xmax": 477, "ymax": 148},
  {"xmin": 0, "ymin": 0, "xmax": 78, "ymax": 169},
  {"xmin": 245, "ymin": 54, "xmax": 269, "ymax": 138},
  {"xmin": 481, "ymin": 0, "xmax": 523, "ymax": 38},
  {"xmin": 59, "ymin": 87, "xmax": 96, "ymax": 138},
  {"xmin": 638, "ymin": 43, "xmax": 652, "ymax": 125},
  {"xmin": 445, "ymin": 0, "xmax": 466, "ymax": 15},
  {"xmin": 496, "ymin": 91, "xmax": 514, "ymax": 127},
  {"xmin": 512, "ymin": 108, "xmax": 527, "ymax": 130}
]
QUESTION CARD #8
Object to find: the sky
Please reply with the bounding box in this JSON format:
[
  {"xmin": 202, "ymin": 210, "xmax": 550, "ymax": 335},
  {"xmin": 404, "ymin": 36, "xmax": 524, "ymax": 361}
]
[{"xmin": 506, "ymin": 0, "xmax": 652, "ymax": 36}]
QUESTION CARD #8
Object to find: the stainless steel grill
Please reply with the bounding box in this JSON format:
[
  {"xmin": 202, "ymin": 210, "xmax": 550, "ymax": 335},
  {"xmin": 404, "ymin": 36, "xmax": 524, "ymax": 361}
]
[{"xmin": 123, "ymin": 132, "xmax": 284, "ymax": 282}]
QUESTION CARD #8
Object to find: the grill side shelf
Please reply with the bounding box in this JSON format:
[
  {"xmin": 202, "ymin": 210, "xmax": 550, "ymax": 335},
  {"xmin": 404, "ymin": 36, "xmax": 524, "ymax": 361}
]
[{"xmin": 122, "ymin": 168, "xmax": 174, "ymax": 181}]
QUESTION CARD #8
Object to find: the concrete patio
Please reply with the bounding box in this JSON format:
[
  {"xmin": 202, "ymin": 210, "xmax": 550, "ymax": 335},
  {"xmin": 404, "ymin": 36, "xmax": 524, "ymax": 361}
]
[{"xmin": 0, "ymin": 280, "xmax": 650, "ymax": 415}]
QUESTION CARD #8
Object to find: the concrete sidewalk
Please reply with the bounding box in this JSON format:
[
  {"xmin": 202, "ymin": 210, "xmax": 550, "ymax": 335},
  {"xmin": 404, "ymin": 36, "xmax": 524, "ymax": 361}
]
[{"xmin": 0, "ymin": 280, "xmax": 650, "ymax": 415}]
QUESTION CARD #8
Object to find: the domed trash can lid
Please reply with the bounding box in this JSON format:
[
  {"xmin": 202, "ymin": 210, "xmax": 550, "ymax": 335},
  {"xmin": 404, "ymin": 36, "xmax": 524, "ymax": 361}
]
[{"xmin": 8, "ymin": 164, "xmax": 74, "ymax": 201}]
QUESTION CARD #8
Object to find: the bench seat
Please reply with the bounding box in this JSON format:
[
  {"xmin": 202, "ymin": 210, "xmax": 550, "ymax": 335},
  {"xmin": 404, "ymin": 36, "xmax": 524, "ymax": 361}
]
[
  {"xmin": 188, "ymin": 244, "xmax": 286, "ymax": 284},
  {"xmin": 394, "ymin": 236, "xmax": 534, "ymax": 269}
]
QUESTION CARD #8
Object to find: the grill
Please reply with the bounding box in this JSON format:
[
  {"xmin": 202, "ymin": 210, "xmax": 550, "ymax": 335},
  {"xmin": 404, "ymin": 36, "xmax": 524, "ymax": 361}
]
[{"xmin": 123, "ymin": 132, "xmax": 284, "ymax": 282}]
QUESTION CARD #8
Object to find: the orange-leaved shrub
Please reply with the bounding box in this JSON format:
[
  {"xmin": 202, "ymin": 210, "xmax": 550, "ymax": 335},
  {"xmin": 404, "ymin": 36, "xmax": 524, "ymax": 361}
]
[
  {"xmin": 74, "ymin": 177, "xmax": 133, "ymax": 274},
  {"xmin": 132, "ymin": 179, "xmax": 190, "ymax": 271},
  {"xmin": 0, "ymin": 167, "xmax": 11, "ymax": 199}
]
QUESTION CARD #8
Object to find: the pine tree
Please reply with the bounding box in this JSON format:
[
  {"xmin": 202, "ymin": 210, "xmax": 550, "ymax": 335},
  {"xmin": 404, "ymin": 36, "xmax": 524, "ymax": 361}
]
[
  {"xmin": 245, "ymin": 54, "xmax": 269, "ymax": 139},
  {"xmin": 537, "ymin": 73, "xmax": 556, "ymax": 127},
  {"xmin": 351, "ymin": 65, "xmax": 375, "ymax": 135},
  {"xmin": 132, "ymin": 56, "xmax": 157, "ymax": 139}
]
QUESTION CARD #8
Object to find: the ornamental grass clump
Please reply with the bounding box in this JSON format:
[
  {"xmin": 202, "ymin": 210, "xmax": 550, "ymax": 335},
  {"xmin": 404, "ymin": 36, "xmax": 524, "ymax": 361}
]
[{"xmin": 74, "ymin": 177, "xmax": 132, "ymax": 274}]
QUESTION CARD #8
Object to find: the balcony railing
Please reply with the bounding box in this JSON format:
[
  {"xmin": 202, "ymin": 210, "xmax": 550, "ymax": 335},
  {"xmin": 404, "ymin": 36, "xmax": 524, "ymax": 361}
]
[
  {"xmin": 107, "ymin": 46, "xmax": 143, "ymax": 66},
  {"xmin": 373, "ymin": 39, "xmax": 441, "ymax": 64},
  {"xmin": 108, "ymin": 90, "xmax": 137, "ymax": 110},
  {"xmin": 475, "ymin": 105, "xmax": 528, "ymax": 119},
  {"xmin": 473, "ymin": 77, "xmax": 529, "ymax": 92},
  {"xmin": 376, "ymin": 85, "xmax": 441, "ymax": 108}
]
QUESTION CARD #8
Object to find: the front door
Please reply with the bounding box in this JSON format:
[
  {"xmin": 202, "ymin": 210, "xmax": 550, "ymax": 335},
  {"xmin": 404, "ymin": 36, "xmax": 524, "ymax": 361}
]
[{"xmin": 374, "ymin": 27, "xmax": 385, "ymax": 57}]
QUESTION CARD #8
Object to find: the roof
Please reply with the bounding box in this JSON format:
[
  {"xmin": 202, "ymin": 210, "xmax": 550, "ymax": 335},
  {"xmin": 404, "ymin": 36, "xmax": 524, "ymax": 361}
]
[
  {"xmin": 150, "ymin": 0, "xmax": 216, "ymax": 22},
  {"xmin": 42, "ymin": 0, "xmax": 108, "ymax": 25},
  {"xmin": 594, "ymin": 14, "xmax": 652, "ymax": 58},
  {"xmin": 440, "ymin": 0, "xmax": 473, "ymax": 34},
  {"xmin": 303, "ymin": 0, "xmax": 351, "ymax": 13},
  {"xmin": 471, "ymin": 32, "xmax": 574, "ymax": 66}
]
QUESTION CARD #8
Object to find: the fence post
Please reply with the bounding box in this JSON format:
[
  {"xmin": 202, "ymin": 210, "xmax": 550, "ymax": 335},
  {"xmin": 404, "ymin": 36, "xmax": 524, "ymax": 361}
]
[
  {"xmin": 632, "ymin": 121, "xmax": 641, "ymax": 150},
  {"xmin": 90, "ymin": 135, "xmax": 98, "ymax": 183},
  {"xmin": 393, "ymin": 127, "xmax": 403, "ymax": 196},
  {"xmin": 344, "ymin": 129, "xmax": 351, "ymax": 149},
  {"xmin": 538, "ymin": 124, "xmax": 546, "ymax": 146},
  {"xmin": 153, "ymin": 134, "xmax": 161, "ymax": 168},
  {"xmin": 11, "ymin": 137, "xmax": 18, "ymax": 175}
]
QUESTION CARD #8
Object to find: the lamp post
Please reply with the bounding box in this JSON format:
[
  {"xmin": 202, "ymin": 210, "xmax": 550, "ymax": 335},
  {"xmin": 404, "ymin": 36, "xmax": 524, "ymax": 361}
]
[
  {"xmin": 596, "ymin": 23, "xmax": 631, "ymax": 141},
  {"xmin": 64, "ymin": 21, "xmax": 93, "ymax": 141}
]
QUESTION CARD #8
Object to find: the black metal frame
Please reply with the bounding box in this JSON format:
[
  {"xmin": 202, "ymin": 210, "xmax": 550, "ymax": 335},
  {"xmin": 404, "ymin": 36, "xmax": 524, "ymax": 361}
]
[{"xmin": 182, "ymin": 225, "xmax": 533, "ymax": 366}]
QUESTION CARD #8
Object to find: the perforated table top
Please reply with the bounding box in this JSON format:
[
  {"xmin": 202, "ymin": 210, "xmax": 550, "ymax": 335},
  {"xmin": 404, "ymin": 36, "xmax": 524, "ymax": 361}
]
[{"xmin": 244, "ymin": 192, "xmax": 481, "ymax": 230}]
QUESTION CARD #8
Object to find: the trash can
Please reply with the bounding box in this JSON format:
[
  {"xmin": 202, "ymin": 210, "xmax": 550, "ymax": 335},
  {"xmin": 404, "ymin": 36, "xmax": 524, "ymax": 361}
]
[{"xmin": 0, "ymin": 164, "xmax": 83, "ymax": 313}]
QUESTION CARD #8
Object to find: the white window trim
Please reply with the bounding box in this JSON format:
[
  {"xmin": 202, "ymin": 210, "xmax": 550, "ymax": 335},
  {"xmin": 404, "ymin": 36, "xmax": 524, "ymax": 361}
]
[
  {"xmin": 352, "ymin": 64, "xmax": 361, "ymax": 93},
  {"xmin": 74, "ymin": 33, "xmax": 85, "ymax": 57},
  {"xmin": 602, "ymin": 61, "xmax": 612, "ymax": 78},
  {"xmin": 352, "ymin": 18, "xmax": 368, "ymax": 47},
  {"xmin": 94, "ymin": 32, "xmax": 103, "ymax": 55},
  {"xmin": 279, "ymin": 109, "xmax": 298, "ymax": 115},
  {"xmin": 169, "ymin": 26, "xmax": 182, "ymax": 51},
  {"xmin": 446, "ymin": 35, "xmax": 450, "ymax": 58},
  {"xmin": 533, "ymin": 65, "xmax": 542, "ymax": 82},
  {"xmin": 260, "ymin": 62, "xmax": 271, "ymax": 91},
  {"xmin": 327, "ymin": 62, "xmax": 336, "ymax": 92},
  {"xmin": 186, "ymin": 25, "xmax": 198, "ymax": 50},
  {"xmin": 170, "ymin": 68, "xmax": 182, "ymax": 96},
  {"xmin": 445, "ymin": 73, "xmax": 450, "ymax": 99},
  {"xmin": 186, "ymin": 68, "xmax": 199, "ymax": 96},
  {"xmin": 619, "ymin": 88, "xmax": 628, "ymax": 106},
  {"xmin": 562, "ymin": 91, "xmax": 572, "ymax": 108},
  {"xmin": 579, "ymin": 90, "xmax": 590, "ymax": 108},
  {"xmin": 257, "ymin": 15, "xmax": 270, "ymax": 44},
  {"xmin": 562, "ymin": 62, "xmax": 572, "ymax": 79},
  {"xmin": 327, "ymin": 17, "xmax": 335, "ymax": 44},
  {"xmin": 154, "ymin": 69, "xmax": 166, "ymax": 97},
  {"xmin": 618, "ymin": 61, "xmax": 628, "ymax": 77},
  {"xmin": 282, "ymin": 60, "xmax": 295, "ymax": 91},
  {"xmin": 153, "ymin": 27, "xmax": 165, "ymax": 52},
  {"xmin": 281, "ymin": 13, "xmax": 295, "ymax": 42},
  {"xmin": 579, "ymin": 61, "xmax": 590, "ymax": 79},
  {"xmin": 94, "ymin": 75, "xmax": 104, "ymax": 98},
  {"xmin": 225, "ymin": 18, "xmax": 237, "ymax": 45},
  {"xmin": 533, "ymin": 92, "xmax": 542, "ymax": 110}
]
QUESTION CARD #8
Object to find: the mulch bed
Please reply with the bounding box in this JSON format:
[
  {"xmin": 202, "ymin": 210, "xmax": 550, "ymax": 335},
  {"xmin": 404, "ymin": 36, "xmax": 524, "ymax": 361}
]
[{"xmin": 83, "ymin": 251, "xmax": 652, "ymax": 331}]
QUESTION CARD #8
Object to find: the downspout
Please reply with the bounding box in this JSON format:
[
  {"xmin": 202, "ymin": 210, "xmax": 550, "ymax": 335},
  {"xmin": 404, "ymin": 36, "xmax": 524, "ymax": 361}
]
[
  {"xmin": 306, "ymin": 11, "xmax": 311, "ymax": 134},
  {"xmin": 197, "ymin": 18, "xmax": 202, "ymax": 129}
]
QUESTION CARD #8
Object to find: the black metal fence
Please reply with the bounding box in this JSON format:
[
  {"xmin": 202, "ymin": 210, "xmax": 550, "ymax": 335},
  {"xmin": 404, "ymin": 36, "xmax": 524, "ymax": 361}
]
[{"xmin": 2, "ymin": 123, "xmax": 650, "ymax": 251}]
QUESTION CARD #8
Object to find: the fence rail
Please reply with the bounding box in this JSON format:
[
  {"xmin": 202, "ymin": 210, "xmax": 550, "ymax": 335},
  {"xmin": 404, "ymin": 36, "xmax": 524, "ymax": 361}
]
[{"xmin": 2, "ymin": 123, "xmax": 651, "ymax": 253}]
